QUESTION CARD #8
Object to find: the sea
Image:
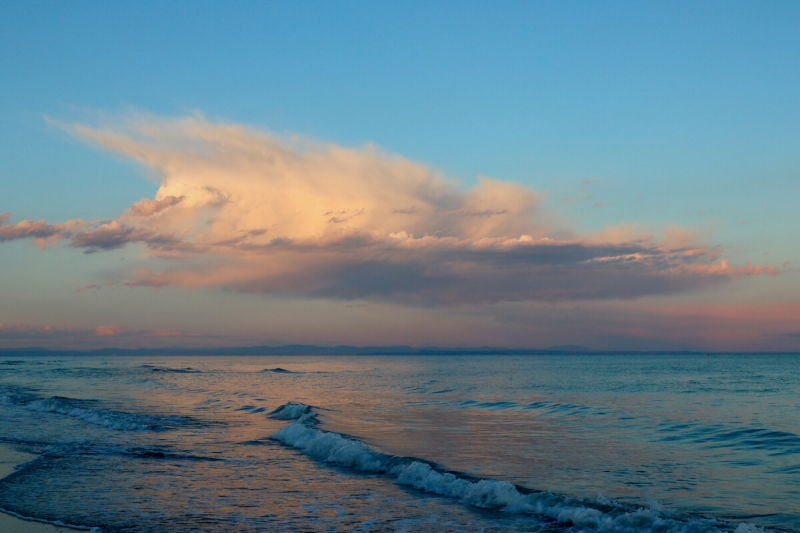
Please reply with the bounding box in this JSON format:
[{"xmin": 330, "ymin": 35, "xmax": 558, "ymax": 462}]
[{"xmin": 0, "ymin": 354, "xmax": 798, "ymax": 533}]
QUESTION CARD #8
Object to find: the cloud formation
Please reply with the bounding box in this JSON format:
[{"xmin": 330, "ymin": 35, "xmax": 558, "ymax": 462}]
[
  {"xmin": 0, "ymin": 214, "xmax": 87, "ymax": 249},
  {"xmin": 0, "ymin": 114, "xmax": 779, "ymax": 305}
]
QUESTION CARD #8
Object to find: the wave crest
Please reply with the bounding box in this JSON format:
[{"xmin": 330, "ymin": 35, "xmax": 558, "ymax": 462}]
[
  {"xmin": 270, "ymin": 402, "xmax": 771, "ymax": 533},
  {"xmin": 2, "ymin": 386, "xmax": 196, "ymax": 432},
  {"xmin": 267, "ymin": 402, "xmax": 314, "ymax": 420}
]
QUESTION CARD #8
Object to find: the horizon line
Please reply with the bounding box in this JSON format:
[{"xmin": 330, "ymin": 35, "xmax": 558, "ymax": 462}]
[{"xmin": 1, "ymin": 344, "xmax": 798, "ymax": 356}]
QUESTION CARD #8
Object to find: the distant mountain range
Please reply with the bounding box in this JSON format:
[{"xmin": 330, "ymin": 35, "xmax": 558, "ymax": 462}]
[
  {"xmin": 0, "ymin": 344, "xmax": 589, "ymax": 357},
  {"xmin": 0, "ymin": 344, "xmax": 794, "ymax": 356}
]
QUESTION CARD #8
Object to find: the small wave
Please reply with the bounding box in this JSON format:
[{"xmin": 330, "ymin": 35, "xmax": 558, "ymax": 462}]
[
  {"xmin": 236, "ymin": 405, "xmax": 267, "ymax": 413},
  {"xmin": 455, "ymin": 398, "xmax": 600, "ymax": 417},
  {"xmin": 655, "ymin": 422, "xmax": 800, "ymax": 456},
  {"xmin": 0, "ymin": 360, "xmax": 25, "ymax": 365},
  {"xmin": 0, "ymin": 436, "xmax": 51, "ymax": 450},
  {"xmin": 262, "ymin": 367, "xmax": 301, "ymax": 374},
  {"xmin": 0, "ymin": 385, "xmax": 38, "ymax": 406},
  {"xmin": 38, "ymin": 443, "xmax": 222, "ymax": 462},
  {"xmin": 268, "ymin": 402, "xmax": 314, "ymax": 420},
  {"xmin": 270, "ymin": 403, "xmax": 770, "ymax": 533},
  {"xmin": 48, "ymin": 368, "xmax": 118, "ymax": 379},
  {"xmin": 146, "ymin": 366, "xmax": 202, "ymax": 373},
  {"xmin": 2, "ymin": 386, "xmax": 195, "ymax": 431},
  {"xmin": 24, "ymin": 397, "xmax": 169, "ymax": 431}
]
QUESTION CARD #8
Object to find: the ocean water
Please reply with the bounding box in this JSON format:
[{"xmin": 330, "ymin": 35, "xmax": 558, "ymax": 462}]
[{"xmin": 0, "ymin": 354, "xmax": 798, "ymax": 533}]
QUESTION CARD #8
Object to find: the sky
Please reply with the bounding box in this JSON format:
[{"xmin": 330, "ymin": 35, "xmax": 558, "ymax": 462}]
[{"xmin": 1, "ymin": 1, "xmax": 799, "ymax": 351}]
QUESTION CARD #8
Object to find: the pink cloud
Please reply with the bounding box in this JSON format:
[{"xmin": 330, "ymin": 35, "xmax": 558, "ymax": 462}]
[
  {"xmin": 0, "ymin": 218, "xmax": 67, "ymax": 244},
  {"xmin": 70, "ymin": 220, "xmax": 180, "ymax": 252},
  {"xmin": 93, "ymin": 325, "xmax": 194, "ymax": 338},
  {"xmin": 128, "ymin": 195, "xmax": 185, "ymax": 217},
  {"xmin": 0, "ymin": 216, "xmax": 88, "ymax": 249},
  {"xmin": 0, "ymin": 114, "xmax": 779, "ymax": 306},
  {"xmin": 94, "ymin": 325, "xmax": 137, "ymax": 337}
]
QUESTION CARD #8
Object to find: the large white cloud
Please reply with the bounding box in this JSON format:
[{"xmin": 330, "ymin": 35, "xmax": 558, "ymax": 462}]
[{"xmin": 0, "ymin": 114, "xmax": 778, "ymax": 305}]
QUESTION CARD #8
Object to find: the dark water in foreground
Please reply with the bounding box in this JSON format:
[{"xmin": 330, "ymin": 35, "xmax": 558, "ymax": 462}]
[{"xmin": 0, "ymin": 354, "xmax": 798, "ymax": 532}]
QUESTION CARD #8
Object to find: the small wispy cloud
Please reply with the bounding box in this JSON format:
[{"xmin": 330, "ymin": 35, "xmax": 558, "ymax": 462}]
[
  {"xmin": 94, "ymin": 325, "xmax": 136, "ymax": 337},
  {"xmin": 0, "ymin": 215, "xmax": 88, "ymax": 249}
]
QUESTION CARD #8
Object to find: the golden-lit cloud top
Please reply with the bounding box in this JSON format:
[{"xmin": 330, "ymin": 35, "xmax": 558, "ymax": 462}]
[{"xmin": 0, "ymin": 115, "xmax": 779, "ymax": 305}]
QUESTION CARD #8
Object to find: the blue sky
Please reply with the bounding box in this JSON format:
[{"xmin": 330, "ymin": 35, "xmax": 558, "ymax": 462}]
[{"xmin": 1, "ymin": 1, "xmax": 799, "ymax": 350}]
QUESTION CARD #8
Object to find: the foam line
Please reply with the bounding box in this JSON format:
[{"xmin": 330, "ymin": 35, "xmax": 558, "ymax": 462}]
[
  {"xmin": 1, "ymin": 386, "xmax": 194, "ymax": 431},
  {"xmin": 269, "ymin": 402, "xmax": 771, "ymax": 533}
]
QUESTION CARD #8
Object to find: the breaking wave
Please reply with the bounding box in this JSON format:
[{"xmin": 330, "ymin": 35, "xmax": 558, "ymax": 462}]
[
  {"xmin": 269, "ymin": 402, "xmax": 773, "ymax": 533},
  {"xmin": 1, "ymin": 385, "xmax": 195, "ymax": 431}
]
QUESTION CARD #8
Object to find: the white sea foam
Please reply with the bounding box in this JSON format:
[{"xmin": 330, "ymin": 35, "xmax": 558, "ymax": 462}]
[{"xmin": 271, "ymin": 402, "xmax": 766, "ymax": 533}]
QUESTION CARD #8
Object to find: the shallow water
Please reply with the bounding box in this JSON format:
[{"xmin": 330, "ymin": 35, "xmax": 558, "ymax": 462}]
[{"xmin": 0, "ymin": 354, "xmax": 798, "ymax": 532}]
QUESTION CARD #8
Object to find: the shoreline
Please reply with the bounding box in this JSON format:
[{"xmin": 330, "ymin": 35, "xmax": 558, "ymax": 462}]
[{"xmin": 0, "ymin": 443, "xmax": 87, "ymax": 532}]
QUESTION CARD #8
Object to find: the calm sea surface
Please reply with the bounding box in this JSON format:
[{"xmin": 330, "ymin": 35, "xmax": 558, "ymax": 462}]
[{"xmin": 0, "ymin": 354, "xmax": 798, "ymax": 532}]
